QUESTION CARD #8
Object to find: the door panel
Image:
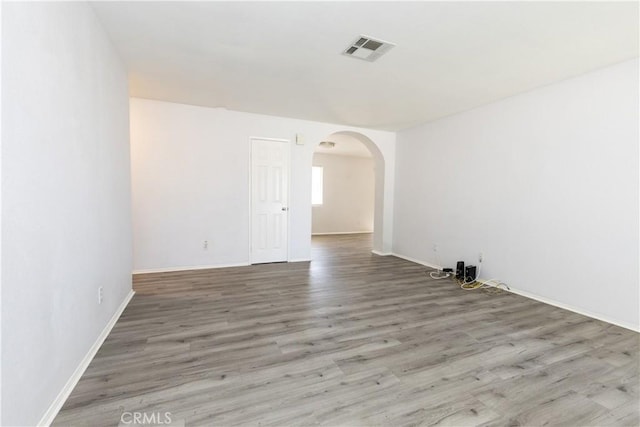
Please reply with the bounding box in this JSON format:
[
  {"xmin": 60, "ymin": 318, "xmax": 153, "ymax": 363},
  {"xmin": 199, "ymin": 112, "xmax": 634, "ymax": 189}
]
[{"xmin": 251, "ymin": 139, "xmax": 289, "ymax": 264}]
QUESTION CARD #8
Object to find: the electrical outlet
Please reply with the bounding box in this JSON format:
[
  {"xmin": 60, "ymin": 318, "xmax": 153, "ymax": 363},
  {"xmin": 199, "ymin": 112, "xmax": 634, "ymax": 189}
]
[
  {"xmin": 479, "ymin": 252, "xmax": 483, "ymax": 263},
  {"xmin": 432, "ymin": 244, "xmax": 438, "ymax": 252},
  {"xmin": 98, "ymin": 286, "xmax": 103, "ymax": 305},
  {"xmin": 203, "ymin": 240, "xmax": 209, "ymax": 250}
]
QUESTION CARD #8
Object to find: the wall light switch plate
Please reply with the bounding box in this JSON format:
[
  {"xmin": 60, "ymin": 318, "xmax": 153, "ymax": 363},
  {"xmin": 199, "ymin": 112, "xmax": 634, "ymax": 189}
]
[{"xmin": 296, "ymin": 134, "xmax": 304, "ymax": 145}]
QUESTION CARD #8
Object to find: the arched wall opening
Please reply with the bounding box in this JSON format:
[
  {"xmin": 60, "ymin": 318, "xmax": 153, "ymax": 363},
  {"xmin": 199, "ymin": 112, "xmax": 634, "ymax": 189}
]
[
  {"xmin": 311, "ymin": 135, "xmax": 375, "ymax": 237},
  {"xmin": 310, "ymin": 130, "xmax": 387, "ymax": 254}
]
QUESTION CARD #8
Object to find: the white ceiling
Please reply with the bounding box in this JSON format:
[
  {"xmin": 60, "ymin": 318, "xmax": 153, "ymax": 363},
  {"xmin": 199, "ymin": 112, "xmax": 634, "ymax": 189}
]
[
  {"xmin": 314, "ymin": 134, "xmax": 373, "ymax": 158},
  {"xmin": 91, "ymin": 1, "xmax": 639, "ymax": 131}
]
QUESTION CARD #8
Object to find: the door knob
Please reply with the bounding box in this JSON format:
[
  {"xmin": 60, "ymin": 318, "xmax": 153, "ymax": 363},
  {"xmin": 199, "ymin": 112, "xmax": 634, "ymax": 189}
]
[{"xmin": 281, "ymin": 207, "xmax": 288, "ymax": 211}]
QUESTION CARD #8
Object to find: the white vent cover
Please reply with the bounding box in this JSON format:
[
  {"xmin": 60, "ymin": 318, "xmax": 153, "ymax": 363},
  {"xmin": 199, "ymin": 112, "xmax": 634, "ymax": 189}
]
[{"xmin": 342, "ymin": 35, "xmax": 395, "ymax": 62}]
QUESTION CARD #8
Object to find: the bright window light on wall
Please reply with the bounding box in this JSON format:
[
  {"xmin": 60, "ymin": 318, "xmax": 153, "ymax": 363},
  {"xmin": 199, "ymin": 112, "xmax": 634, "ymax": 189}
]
[{"xmin": 312, "ymin": 166, "xmax": 323, "ymax": 205}]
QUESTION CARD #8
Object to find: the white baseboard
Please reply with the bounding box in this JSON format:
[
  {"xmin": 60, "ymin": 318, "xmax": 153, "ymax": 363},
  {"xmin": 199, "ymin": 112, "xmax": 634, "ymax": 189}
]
[
  {"xmin": 497, "ymin": 284, "xmax": 639, "ymax": 333},
  {"xmin": 312, "ymin": 231, "xmax": 373, "ymax": 236},
  {"xmin": 133, "ymin": 259, "xmax": 317, "ymax": 274},
  {"xmin": 392, "ymin": 251, "xmax": 639, "ymax": 333},
  {"xmin": 389, "ymin": 252, "xmax": 441, "ymax": 271},
  {"xmin": 133, "ymin": 262, "xmax": 249, "ymax": 275},
  {"xmin": 371, "ymin": 250, "xmax": 392, "ymax": 256},
  {"xmin": 38, "ymin": 289, "xmax": 135, "ymax": 426}
]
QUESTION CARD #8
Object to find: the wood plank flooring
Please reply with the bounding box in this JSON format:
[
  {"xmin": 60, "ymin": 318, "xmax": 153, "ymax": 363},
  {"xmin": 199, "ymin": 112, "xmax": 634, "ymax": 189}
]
[{"xmin": 54, "ymin": 234, "xmax": 639, "ymax": 426}]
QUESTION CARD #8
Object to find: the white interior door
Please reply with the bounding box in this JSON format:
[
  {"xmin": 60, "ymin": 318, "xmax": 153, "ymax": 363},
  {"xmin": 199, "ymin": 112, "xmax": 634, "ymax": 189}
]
[{"xmin": 251, "ymin": 138, "xmax": 289, "ymax": 264}]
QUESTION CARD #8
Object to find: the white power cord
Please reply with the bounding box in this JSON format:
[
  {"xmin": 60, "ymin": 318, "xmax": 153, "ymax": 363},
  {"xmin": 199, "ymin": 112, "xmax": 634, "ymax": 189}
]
[
  {"xmin": 428, "ymin": 245, "xmax": 452, "ymax": 279},
  {"xmin": 429, "ymin": 271, "xmax": 451, "ymax": 279},
  {"xmin": 476, "ymin": 278, "xmax": 510, "ymax": 290}
]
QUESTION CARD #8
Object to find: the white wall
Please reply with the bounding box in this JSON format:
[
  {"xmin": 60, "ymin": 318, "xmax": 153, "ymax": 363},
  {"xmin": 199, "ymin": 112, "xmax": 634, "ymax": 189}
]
[
  {"xmin": 1, "ymin": 3, "xmax": 132, "ymax": 425},
  {"xmin": 393, "ymin": 59, "xmax": 639, "ymax": 331},
  {"xmin": 312, "ymin": 153, "xmax": 374, "ymax": 234},
  {"xmin": 130, "ymin": 98, "xmax": 395, "ymax": 272},
  {"xmin": 0, "ymin": 1, "xmax": 4, "ymax": 422}
]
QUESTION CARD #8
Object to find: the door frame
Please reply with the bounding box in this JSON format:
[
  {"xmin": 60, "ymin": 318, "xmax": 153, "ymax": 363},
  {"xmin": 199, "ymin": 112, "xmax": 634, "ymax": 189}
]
[{"xmin": 249, "ymin": 137, "xmax": 292, "ymax": 264}]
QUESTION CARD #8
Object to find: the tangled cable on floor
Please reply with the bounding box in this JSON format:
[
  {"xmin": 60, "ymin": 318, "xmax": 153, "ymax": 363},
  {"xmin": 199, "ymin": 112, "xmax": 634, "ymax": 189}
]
[
  {"xmin": 426, "ymin": 267, "xmax": 510, "ymax": 294},
  {"xmin": 459, "ymin": 276, "xmax": 510, "ymax": 293},
  {"xmin": 429, "ymin": 270, "xmax": 451, "ymax": 279}
]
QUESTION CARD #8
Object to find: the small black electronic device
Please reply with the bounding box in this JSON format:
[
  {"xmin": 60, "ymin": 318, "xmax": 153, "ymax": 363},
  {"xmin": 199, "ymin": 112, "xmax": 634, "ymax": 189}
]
[
  {"xmin": 465, "ymin": 265, "xmax": 477, "ymax": 283},
  {"xmin": 456, "ymin": 261, "xmax": 465, "ymax": 279}
]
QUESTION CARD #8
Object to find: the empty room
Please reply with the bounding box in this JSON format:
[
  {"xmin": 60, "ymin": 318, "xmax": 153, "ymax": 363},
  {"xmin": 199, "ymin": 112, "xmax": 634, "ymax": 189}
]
[{"xmin": 1, "ymin": 1, "xmax": 639, "ymax": 426}]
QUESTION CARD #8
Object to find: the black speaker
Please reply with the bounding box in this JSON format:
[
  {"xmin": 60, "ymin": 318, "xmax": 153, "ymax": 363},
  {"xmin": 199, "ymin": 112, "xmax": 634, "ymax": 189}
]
[
  {"xmin": 456, "ymin": 261, "xmax": 465, "ymax": 279},
  {"xmin": 465, "ymin": 265, "xmax": 477, "ymax": 283}
]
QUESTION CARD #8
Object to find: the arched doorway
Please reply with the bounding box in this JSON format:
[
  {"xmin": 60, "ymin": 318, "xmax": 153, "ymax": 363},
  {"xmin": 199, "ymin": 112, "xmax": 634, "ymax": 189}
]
[{"xmin": 310, "ymin": 131, "xmax": 387, "ymax": 254}]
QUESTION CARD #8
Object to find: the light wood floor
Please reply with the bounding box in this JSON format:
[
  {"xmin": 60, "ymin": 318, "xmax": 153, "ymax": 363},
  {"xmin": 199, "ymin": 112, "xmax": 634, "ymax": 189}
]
[{"xmin": 54, "ymin": 234, "xmax": 639, "ymax": 426}]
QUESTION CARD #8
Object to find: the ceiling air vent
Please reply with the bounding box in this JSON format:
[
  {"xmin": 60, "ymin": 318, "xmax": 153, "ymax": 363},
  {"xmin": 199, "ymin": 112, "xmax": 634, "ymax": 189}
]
[{"xmin": 342, "ymin": 35, "xmax": 395, "ymax": 62}]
